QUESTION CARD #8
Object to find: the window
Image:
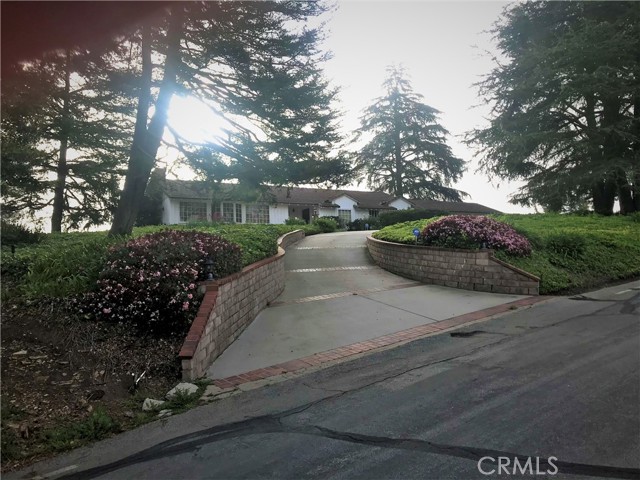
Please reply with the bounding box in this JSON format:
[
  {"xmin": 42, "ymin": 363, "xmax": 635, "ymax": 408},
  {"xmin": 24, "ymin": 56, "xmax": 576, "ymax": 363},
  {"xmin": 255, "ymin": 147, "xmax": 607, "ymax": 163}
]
[
  {"xmin": 212, "ymin": 202, "xmax": 221, "ymax": 221},
  {"xmin": 246, "ymin": 204, "xmax": 270, "ymax": 224},
  {"xmin": 235, "ymin": 203, "xmax": 242, "ymax": 223},
  {"xmin": 222, "ymin": 202, "xmax": 235, "ymax": 223},
  {"xmin": 180, "ymin": 202, "xmax": 207, "ymax": 222},
  {"xmin": 338, "ymin": 209, "xmax": 352, "ymax": 224},
  {"xmin": 368, "ymin": 209, "xmax": 379, "ymax": 217}
]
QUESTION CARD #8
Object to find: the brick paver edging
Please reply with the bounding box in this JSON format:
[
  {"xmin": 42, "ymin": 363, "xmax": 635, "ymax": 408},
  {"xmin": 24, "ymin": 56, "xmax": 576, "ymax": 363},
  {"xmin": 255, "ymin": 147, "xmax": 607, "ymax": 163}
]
[
  {"xmin": 178, "ymin": 229, "xmax": 305, "ymax": 379},
  {"xmin": 211, "ymin": 295, "xmax": 550, "ymax": 389}
]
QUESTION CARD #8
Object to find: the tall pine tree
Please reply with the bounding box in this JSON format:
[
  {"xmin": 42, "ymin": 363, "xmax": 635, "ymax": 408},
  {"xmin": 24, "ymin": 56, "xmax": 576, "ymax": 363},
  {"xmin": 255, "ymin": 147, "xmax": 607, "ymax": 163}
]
[
  {"xmin": 467, "ymin": 2, "xmax": 640, "ymax": 214},
  {"xmin": 1, "ymin": 46, "xmax": 135, "ymax": 231},
  {"xmin": 353, "ymin": 66, "xmax": 466, "ymax": 200},
  {"xmin": 110, "ymin": 2, "xmax": 351, "ymax": 235}
]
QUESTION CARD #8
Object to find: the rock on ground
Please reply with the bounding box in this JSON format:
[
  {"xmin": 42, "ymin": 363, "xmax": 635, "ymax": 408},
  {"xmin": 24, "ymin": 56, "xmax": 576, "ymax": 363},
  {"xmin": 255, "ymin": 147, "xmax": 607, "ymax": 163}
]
[
  {"xmin": 142, "ymin": 398, "xmax": 166, "ymax": 411},
  {"xmin": 166, "ymin": 382, "xmax": 198, "ymax": 400}
]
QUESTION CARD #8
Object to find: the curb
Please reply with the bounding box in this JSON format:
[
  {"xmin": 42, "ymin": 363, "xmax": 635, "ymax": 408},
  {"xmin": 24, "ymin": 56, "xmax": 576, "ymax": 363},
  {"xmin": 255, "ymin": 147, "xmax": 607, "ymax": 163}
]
[{"xmin": 208, "ymin": 295, "xmax": 553, "ymax": 391}]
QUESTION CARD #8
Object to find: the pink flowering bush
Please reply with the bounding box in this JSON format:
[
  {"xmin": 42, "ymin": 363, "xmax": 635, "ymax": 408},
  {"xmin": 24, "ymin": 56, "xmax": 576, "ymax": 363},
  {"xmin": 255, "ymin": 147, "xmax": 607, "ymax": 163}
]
[
  {"xmin": 84, "ymin": 230, "xmax": 242, "ymax": 336},
  {"xmin": 421, "ymin": 215, "xmax": 532, "ymax": 256}
]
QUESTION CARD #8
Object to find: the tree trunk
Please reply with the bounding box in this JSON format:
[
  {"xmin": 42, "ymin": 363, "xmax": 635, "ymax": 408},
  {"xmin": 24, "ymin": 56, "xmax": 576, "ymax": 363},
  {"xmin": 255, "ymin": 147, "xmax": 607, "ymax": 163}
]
[
  {"xmin": 109, "ymin": 8, "xmax": 182, "ymax": 236},
  {"xmin": 633, "ymin": 80, "xmax": 640, "ymax": 212},
  {"xmin": 50, "ymin": 50, "xmax": 72, "ymax": 233},
  {"xmin": 392, "ymin": 96, "xmax": 404, "ymax": 198},
  {"xmin": 592, "ymin": 179, "xmax": 616, "ymax": 215},
  {"xmin": 616, "ymin": 169, "xmax": 636, "ymax": 214},
  {"xmin": 601, "ymin": 95, "xmax": 634, "ymax": 214}
]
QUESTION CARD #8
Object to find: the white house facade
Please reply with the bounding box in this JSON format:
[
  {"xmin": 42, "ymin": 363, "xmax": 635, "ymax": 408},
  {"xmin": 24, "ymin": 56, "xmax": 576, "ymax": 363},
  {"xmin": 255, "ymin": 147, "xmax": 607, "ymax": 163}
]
[{"xmin": 158, "ymin": 179, "xmax": 500, "ymax": 226}]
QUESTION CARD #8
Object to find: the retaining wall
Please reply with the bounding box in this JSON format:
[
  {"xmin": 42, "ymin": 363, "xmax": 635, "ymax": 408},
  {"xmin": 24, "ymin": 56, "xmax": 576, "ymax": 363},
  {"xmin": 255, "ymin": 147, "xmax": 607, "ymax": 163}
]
[
  {"xmin": 179, "ymin": 229, "xmax": 305, "ymax": 380},
  {"xmin": 367, "ymin": 235, "xmax": 539, "ymax": 296}
]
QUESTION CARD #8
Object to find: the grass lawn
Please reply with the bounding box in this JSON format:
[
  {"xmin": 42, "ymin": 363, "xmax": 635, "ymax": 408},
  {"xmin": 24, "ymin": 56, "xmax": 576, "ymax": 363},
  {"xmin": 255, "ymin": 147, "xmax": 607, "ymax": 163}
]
[{"xmin": 373, "ymin": 214, "xmax": 640, "ymax": 294}]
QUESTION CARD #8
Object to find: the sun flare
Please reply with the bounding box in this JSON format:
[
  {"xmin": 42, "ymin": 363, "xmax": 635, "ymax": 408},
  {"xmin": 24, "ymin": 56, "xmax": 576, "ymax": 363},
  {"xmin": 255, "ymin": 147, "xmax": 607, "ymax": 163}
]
[{"xmin": 167, "ymin": 95, "xmax": 230, "ymax": 144}]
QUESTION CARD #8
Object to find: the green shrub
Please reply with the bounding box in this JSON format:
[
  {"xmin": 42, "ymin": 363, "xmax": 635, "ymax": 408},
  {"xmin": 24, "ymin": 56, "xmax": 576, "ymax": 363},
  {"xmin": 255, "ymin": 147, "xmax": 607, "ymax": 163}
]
[
  {"xmin": 1, "ymin": 221, "xmax": 43, "ymax": 246},
  {"xmin": 378, "ymin": 209, "xmax": 445, "ymax": 227},
  {"xmin": 319, "ymin": 215, "xmax": 346, "ymax": 229},
  {"xmin": 285, "ymin": 217, "xmax": 307, "ymax": 226},
  {"xmin": 347, "ymin": 217, "xmax": 381, "ymax": 231},
  {"xmin": 84, "ymin": 230, "xmax": 242, "ymax": 336},
  {"xmin": 422, "ymin": 215, "xmax": 532, "ymax": 256},
  {"xmin": 312, "ymin": 217, "xmax": 338, "ymax": 233}
]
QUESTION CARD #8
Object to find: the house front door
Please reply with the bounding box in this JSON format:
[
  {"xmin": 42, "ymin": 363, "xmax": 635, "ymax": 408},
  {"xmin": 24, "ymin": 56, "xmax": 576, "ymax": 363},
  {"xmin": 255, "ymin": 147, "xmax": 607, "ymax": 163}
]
[{"xmin": 302, "ymin": 208, "xmax": 310, "ymax": 224}]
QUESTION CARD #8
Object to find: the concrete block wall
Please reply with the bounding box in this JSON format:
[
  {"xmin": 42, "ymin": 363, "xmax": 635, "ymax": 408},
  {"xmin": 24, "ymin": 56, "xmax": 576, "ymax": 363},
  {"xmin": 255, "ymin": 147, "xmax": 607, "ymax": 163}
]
[
  {"xmin": 367, "ymin": 236, "xmax": 539, "ymax": 297},
  {"xmin": 179, "ymin": 230, "xmax": 305, "ymax": 380}
]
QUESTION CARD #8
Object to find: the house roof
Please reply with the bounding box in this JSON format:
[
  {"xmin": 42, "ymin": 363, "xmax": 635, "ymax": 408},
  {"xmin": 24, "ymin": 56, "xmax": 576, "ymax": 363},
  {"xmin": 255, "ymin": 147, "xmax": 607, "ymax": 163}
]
[
  {"xmin": 269, "ymin": 186, "xmax": 342, "ymax": 207},
  {"xmin": 331, "ymin": 190, "xmax": 397, "ymax": 210},
  {"xmin": 164, "ymin": 181, "xmax": 397, "ymax": 209},
  {"xmin": 408, "ymin": 198, "xmax": 501, "ymax": 215},
  {"xmin": 163, "ymin": 180, "xmax": 500, "ymax": 214},
  {"xmin": 164, "ymin": 180, "xmax": 215, "ymax": 200}
]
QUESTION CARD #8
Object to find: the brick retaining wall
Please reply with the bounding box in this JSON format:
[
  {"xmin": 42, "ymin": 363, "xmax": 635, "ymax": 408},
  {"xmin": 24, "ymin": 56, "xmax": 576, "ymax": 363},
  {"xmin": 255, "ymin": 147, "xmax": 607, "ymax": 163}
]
[
  {"xmin": 367, "ymin": 235, "xmax": 539, "ymax": 296},
  {"xmin": 179, "ymin": 229, "xmax": 305, "ymax": 380}
]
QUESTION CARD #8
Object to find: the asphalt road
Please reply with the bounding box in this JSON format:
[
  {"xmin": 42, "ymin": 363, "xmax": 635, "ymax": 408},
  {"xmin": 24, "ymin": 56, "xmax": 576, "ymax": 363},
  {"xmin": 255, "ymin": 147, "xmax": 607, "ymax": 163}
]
[{"xmin": 13, "ymin": 285, "xmax": 640, "ymax": 480}]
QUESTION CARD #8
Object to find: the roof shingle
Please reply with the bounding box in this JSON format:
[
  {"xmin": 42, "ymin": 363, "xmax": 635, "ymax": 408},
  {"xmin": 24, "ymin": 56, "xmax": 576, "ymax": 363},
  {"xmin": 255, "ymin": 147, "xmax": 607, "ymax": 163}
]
[{"xmin": 163, "ymin": 180, "xmax": 500, "ymax": 214}]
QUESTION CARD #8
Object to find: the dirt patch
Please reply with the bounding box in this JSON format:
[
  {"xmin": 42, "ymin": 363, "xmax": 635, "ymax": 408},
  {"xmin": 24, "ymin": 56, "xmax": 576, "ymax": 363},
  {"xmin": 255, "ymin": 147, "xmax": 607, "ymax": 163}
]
[{"xmin": 1, "ymin": 298, "xmax": 185, "ymax": 472}]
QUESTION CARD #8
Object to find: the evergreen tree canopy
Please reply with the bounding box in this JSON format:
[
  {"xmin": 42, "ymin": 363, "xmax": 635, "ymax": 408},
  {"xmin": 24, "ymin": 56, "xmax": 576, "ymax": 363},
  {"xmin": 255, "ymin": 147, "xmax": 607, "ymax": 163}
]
[
  {"xmin": 110, "ymin": 2, "xmax": 351, "ymax": 235},
  {"xmin": 1, "ymin": 47, "xmax": 135, "ymax": 230},
  {"xmin": 353, "ymin": 66, "xmax": 466, "ymax": 201},
  {"xmin": 467, "ymin": 1, "xmax": 640, "ymax": 214}
]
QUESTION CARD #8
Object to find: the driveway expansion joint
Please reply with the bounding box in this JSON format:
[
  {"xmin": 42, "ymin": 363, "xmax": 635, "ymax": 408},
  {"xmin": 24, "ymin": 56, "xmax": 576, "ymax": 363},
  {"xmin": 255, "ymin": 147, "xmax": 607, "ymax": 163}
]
[
  {"xmin": 269, "ymin": 282, "xmax": 422, "ymax": 307},
  {"xmin": 286, "ymin": 266, "xmax": 376, "ymax": 273}
]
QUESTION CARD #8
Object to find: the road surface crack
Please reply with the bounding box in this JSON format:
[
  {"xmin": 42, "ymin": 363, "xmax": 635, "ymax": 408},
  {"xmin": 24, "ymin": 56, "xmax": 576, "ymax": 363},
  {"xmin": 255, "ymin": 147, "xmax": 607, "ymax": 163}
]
[{"xmin": 55, "ymin": 416, "xmax": 640, "ymax": 480}]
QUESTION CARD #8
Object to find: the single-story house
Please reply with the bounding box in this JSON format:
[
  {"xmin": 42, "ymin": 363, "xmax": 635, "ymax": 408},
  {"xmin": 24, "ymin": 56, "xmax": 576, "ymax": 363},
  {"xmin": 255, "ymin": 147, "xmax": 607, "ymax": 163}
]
[{"xmin": 160, "ymin": 179, "xmax": 500, "ymax": 225}]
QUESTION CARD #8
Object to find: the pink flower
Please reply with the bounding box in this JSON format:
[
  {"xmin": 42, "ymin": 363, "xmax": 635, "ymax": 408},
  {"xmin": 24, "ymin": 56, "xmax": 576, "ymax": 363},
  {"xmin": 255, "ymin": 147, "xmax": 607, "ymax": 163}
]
[
  {"xmin": 182, "ymin": 301, "xmax": 190, "ymax": 310},
  {"xmin": 103, "ymin": 308, "xmax": 111, "ymax": 314}
]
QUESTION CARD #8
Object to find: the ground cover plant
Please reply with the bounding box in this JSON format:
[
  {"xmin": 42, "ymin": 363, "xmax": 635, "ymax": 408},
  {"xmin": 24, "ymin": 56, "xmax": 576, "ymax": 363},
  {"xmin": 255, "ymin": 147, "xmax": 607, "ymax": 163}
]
[
  {"xmin": 492, "ymin": 214, "xmax": 640, "ymax": 294},
  {"xmin": 372, "ymin": 218, "xmax": 441, "ymax": 243},
  {"xmin": 377, "ymin": 209, "xmax": 446, "ymax": 227},
  {"xmin": 2, "ymin": 223, "xmax": 318, "ymax": 301},
  {"xmin": 0, "ymin": 222, "xmax": 317, "ymax": 471},
  {"xmin": 373, "ymin": 213, "xmax": 640, "ymax": 294}
]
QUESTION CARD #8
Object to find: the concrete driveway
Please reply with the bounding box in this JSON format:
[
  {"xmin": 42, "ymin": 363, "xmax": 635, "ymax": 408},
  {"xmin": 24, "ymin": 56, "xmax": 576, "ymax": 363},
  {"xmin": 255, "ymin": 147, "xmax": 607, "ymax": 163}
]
[{"xmin": 207, "ymin": 231, "xmax": 527, "ymax": 379}]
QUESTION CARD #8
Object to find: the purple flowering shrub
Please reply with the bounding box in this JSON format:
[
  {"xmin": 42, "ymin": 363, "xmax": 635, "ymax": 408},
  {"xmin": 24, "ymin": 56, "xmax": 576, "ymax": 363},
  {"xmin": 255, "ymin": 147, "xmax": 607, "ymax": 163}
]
[
  {"xmin": 421, "ymin": 215, "xmax": 531, "ymax": 256},
  {"xmin": 84, "ymin": 230, "xmax": 242, "ymax": 335}
]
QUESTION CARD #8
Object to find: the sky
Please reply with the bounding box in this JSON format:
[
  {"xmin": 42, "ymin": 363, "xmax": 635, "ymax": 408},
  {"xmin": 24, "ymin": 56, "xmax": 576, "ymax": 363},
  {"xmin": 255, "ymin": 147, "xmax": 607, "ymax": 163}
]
[
  {"xmin": 32, "ymin": 1, "xmax": 525, "ymax": 231},
  {"xmin": 319, "ymin": 0, "xmax": 530, "ymax": 213},
  {"xmin": 169, "ymin": 0, "xmax": 530, "ymax": 214}
]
